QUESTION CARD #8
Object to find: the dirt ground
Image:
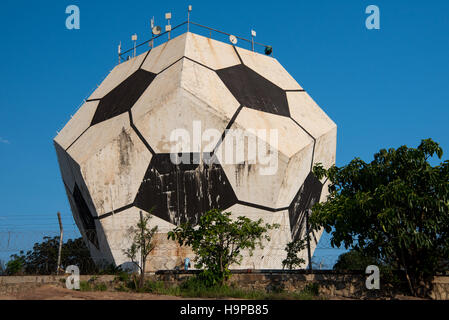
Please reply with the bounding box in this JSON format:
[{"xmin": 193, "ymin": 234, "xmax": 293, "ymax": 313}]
[{"xmin": 0, "ymin": 285, "xmax": 198, "ymax": 300}]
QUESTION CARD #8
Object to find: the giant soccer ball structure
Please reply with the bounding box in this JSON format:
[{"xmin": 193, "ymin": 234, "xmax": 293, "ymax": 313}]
[{"xmin": 54, "ymin": 32, "xmax": 337, "ymax": 271}]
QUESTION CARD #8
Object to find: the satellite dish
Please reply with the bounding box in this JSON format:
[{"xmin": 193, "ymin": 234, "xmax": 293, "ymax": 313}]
[
  {"xmin": 152, "ymin": 26, "xmax": 162, "ymax": 35},
  {"xmin": 229, "ymin": 35, "xmax": 238, "ymax": 45}
]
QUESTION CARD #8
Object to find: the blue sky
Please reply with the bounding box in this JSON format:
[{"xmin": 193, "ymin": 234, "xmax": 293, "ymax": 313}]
[{"xmin": 0, "ymin": 0, "xmax": 448, "ymax": 265}]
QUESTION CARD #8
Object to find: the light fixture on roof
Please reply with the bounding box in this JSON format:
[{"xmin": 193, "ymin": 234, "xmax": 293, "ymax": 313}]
[
  {"xmin": 264, "ymin": 46, "xmax": 273, "ymax": 56},
  {"xmin": 187, "ymin": 5, "xmax": 192, "ymax": 32}
]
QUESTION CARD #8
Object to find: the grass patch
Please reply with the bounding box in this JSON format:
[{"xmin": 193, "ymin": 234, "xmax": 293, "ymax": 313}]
[
  {"xmin": 79, "ymin": 281, "xmax": 91, "ymax": 292},
  {"xmin": 140, "ymin": 277, "xmax": 321, "ymax": 300},
  {"xmin": 79, "ymin": 280, "xmax": 108, "ymax": 292},
  {"xmin": 94, "ymin": 283, "xmax": 108, "ymax": 291},
  {"xmin": 81, "ymin": 273, "xmax": 323, "ymax": 300}
]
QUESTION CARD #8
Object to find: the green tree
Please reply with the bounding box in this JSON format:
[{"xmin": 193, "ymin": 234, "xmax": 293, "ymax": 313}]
[
  {"xmin": 333, "ymin": 249, "xmax": 380, "ymax": 272},
  {"xmin": 5, "ymin": 253, "xmax": 26, "ymax": 275},
  {"xmin": 282, "ymin": 239, "xmax": 307, "ymax": 270},
  {"xmin": 123, "ymin": 211, "xmax": 158, "ymax": 290},
  {"xmin": 311, "ymin": 139, "xmax": 449, "ymax": 297},
  {"xmin": 168, "ymin": 209, "xmax": 279, "ymax": 286},
  {"xmin": 5, "ymin": 237, "xmax": 97, "ymax": 275},
  {"xmin": 0, "ymin": 259, "xmax": 5, "ymax": 275}
]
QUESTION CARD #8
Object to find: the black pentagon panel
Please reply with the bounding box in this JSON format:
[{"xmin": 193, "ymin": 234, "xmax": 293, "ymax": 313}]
[
  {"xmin": 289, "ymin": 172, "xmax": 323, "ymax": 242},
  {"xmin": 134, "ymin": 153, "xmax": 238, "ymax": 226},
  {"xmin": 72, "ymin": 183, "xmax": 99, "ymax": 249},
  {"xmin": 216, "ymin": 64, "xmax": 290, "ymax": 117},
  {"xmin": 90, "ymin": 69, "xmax": 156, "ymax": 126}
]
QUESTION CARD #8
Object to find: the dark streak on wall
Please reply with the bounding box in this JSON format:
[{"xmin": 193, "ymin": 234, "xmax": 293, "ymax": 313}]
[
  {"xmin": 73, "ymin": 184, "xmax": 99, "ymax": 249},
  {"xmin": 134, "ymin": 153, "xmax": 238, "ymax": 226}
]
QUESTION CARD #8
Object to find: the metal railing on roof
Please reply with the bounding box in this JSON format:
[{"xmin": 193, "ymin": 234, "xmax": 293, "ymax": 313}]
[{"xmin": 118, "ymin": 20, "xmax": 273, "ymax": 64}]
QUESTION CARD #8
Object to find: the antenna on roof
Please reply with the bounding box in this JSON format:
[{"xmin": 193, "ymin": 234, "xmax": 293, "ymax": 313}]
[
  {"xmin": 187, "ymin": 5, "xmax": 192, "ymax": 32},
  {"xmin": 165, "ymin": 12, "xmax": 172, "ymax": 40},
  {"xmin": 150, "ymin": 17, "xmax": 161, "ymax": 49},
  {"xmin": 251, "ymin": 29, "xmax": 256, "ymax": 52},
  {"xmin": 118, "ymin": 41, "xmax": 121, "ymax": 64},
  {"xmin": 131, "ymin": 34, "xmax": 137, "ymax": 57},
  {"xmin": 150, "ymin": 17, "xmax": 154, "ymax": 48}
]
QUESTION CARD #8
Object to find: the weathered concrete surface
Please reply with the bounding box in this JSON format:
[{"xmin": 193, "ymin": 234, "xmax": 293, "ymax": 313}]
[
  {"xmin": 72, "ymin": 119, "xmax": 152, "ymax": 216},
  {"xmin": 235, "ymin": 46, "xmax": 302, "ymax": 91},
  {"xmin": 88, "ymin": 51, "xmax": 148, "ymax": 101},
  {"xmin": 54, "ymin": 101, "xmax": 99, "ymax": 150},
  {"xmin": 185, "ymin": 33, "xmax": 241, "ymax": 70},
  {"xmin": 216, "ymin": 107, "xmax": 315, "ymax": 209},
  {"xmin": 140, "ymin": 33, "xmax": 187, "ymax": 74},
  {"xmin": 225, "ymin": 205, "xmax": 292, "ymax": 270},
  {"xmin": 98, "ymin": 206, "xmax": 195, "ymax": 270}
]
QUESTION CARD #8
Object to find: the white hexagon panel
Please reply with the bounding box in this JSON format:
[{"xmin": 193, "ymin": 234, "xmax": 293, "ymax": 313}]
[{"xmin": 54, "ymin": 31, "xmax": 336, "ymax": 270}]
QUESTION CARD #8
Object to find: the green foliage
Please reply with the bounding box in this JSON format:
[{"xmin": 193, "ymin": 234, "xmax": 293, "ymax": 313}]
[
  {"xmin": 123, "ymin": 211, "xmax": 158, "ymax": 289},
  {"xmin": 282, "ymin": 239, "xmax": 307, "ymax": 270},
  {"xmin": 144, "ymin": 281, "xmax": 167, "ymax": 294},
  {"xmin": 114, "ymin": 271, "xmax": 131, "ymax": 283},
  {"xmin": 79, "ymin": 281, "xmax": 91, "ymax": 291},
  {"xmin": 303, "ymin": 283, "xmax": 320, "ymax": 296},
  {"xmin": 6, "ymin": 254, "xmax": 26, "ymax": 275},
  {"xmin": 311, "ymin": 138, "xmax": 449, "ymax": 296},
  {"xmin": 0, "ymin": 260, "xmax": 5, "ymax": 275},
  {"xmin": 94, "ymin": 283, "xmax": 108, "ymax": 291},
  {"xmin": 333, "ymin": 249, "xmax": 381, "ymax": 272},
  {"xmin": 78, "ymin": 280, "xmax": 108, "ymax": 292},
  {"xmin": 167, "ymin": 209, "xmax": 279, "ymax": 286},
  {"xmin": 5, "ymin": 237, "xmax": 98, "ymax": 275},
  {"xmin": 141, "ymin": 277, "xmax": 318, "ymax": 300}
]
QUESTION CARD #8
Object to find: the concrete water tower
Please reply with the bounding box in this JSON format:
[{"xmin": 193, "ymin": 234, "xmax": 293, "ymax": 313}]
[{"xmin": 54, "ymin": 24, "xmax": 336, "ymax": 271}]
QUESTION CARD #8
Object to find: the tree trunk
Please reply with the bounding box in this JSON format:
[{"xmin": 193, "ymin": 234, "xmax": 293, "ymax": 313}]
[
  {"xmin": 140, "ymin": 252, "xmax": 146, "ymax": 290},
  {"xmin": 399, "ymin": 249, "xmax": 415, "ymax": 296}
]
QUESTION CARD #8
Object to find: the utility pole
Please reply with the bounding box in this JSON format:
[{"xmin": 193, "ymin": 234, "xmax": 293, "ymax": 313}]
[
  {"xmin": 306, "ymin": 209, "xmax": 313, "ymax": 272},
  {"xmin": 57, "ymin": 212, "xmax": 64, "ymax": 274},
  {"xmin": 140, "ymin": 211, "xmax": 145, "ymax": 272}
]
